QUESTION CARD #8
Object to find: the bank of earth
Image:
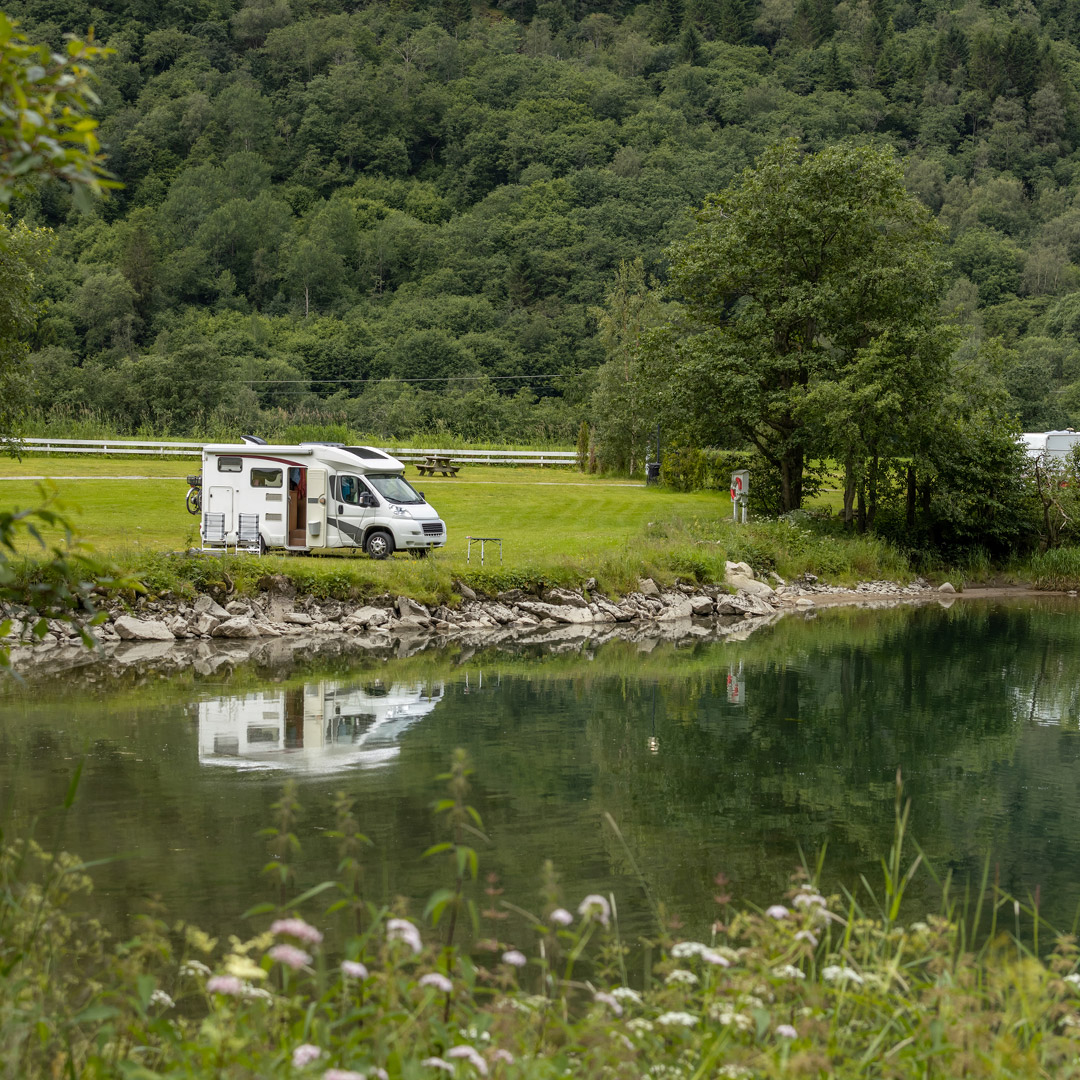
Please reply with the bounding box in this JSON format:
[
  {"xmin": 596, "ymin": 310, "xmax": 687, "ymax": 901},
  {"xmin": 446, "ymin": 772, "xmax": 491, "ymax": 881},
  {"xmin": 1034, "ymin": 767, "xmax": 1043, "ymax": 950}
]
[{"xmin": 7, "ymin": 560, "xmax": 992, "ymax": 672}]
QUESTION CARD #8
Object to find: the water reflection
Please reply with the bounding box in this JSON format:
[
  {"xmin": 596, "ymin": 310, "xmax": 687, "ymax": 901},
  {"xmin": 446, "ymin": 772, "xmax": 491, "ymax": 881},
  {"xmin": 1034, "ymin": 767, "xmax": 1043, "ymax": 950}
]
[
  {"xmin": 5, "ymin": 598, "xmax": 1080, "ymax": 947},
  {"xmin": 199, "ymin": 681, "xmax": 445, "ymax": 772}
]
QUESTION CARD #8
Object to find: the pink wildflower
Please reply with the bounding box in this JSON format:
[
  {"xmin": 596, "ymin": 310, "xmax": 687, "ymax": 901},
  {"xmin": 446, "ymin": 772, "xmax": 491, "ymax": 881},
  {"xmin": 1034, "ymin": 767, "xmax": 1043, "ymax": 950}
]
[
  {"xmin": 421, "ymin": 1058, "xmax": 454, "ymax": 1074},
  {"xmin": 777, "ymin": 1024, "xmax": 798, "ymax": 1039},
  {"xmin": 447, "ymin": 1045, "xmax": 489, "ymax": 1075},
  {"xmin": 419, "ymin": 971, "xmax": 453, "ymax": 993},
  {"xmin": 492, "ymin": 1049, "xmax": 514, "ymax": 1064},
  {"xmin": 765, "ymin": 904, "xmax": 790, "ymax": 919},
  {"xmin": 206, "ymin": 975, "xmax": 244, "ymax": 996},
  {"xmin": 341, "ymin": 960, "xmax": 368, "ymax": 979},
  {"xmin": 268, "ymin": 943, "xmax": 312, "ymax": 970},
  {"xmin": 577, "ymin": 894, "xmax": 611, "ymax": 927},
  {"xmin": 549, "ymin": 908, "xmax": 573, "ymax": 927},
  {"xmin": 501, "ymin": 950, "xmax": 527, "ymax": 968},
  {"xmin": 292, "ymin": 1044, "xmax": 322, "ymax": 1068},
  {"xmin": 387, "ymin": 918, "xmax": 423, "ymax": 954},
  {"xmin": 594, "ymin": 991, "xmax": 623, "ymax": 1016},
  {"xmin": 270, "ymin": 917, "xmax": 324, "ymax": 946},
  {"xmin": 794, "ymin": 929, "xmax": 818, "ymax": 946},
  {"xmin": 323, "ymin": 1071, "xmax": 366, "ymax": 1080}
]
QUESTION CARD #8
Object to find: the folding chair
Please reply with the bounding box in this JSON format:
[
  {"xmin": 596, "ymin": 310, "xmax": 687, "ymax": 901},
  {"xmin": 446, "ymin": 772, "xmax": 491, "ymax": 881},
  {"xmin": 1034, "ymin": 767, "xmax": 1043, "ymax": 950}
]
[
  {"xmin": 236, "ymin": 513, "xmax": 263, "ymax": 556},
  {"xmin": 201, "ymin": 512, "xmax": 228, "ymax": 554}
]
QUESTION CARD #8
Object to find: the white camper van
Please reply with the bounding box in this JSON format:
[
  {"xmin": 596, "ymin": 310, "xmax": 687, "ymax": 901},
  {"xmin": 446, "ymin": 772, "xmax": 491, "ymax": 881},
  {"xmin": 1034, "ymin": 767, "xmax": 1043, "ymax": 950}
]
[{"xmin": 198, "ymin": 439, "xmax": 446, "ymax": 558}]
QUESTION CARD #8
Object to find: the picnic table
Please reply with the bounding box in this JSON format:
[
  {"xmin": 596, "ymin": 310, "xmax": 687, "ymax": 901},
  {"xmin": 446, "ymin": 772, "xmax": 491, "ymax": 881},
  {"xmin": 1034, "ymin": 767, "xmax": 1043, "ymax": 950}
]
[{"xmin": 416, "ymin": 455, "xmax": 461, "ymax": 477}]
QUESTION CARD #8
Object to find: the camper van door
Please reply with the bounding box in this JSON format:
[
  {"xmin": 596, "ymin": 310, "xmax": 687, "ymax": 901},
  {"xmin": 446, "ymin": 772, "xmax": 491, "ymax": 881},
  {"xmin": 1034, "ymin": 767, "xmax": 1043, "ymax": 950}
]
[{"xmin": 306, "ymin": 469, "xmax": 328, "ymax": 548}]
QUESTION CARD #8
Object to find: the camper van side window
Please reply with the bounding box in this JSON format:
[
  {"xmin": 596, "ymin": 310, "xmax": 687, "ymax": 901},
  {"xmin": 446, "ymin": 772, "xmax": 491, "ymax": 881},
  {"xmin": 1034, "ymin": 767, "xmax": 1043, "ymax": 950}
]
[
  {"xmin": 250, "ymin": 468, "xmax": 282, "ymax": 488},
  {"xmin": 339, "ymin": 475, "xmax": 362, "ymax": 505},
  {"xmin": 218, "ymin": 457, "xmax": 243, "ymax": 473}
]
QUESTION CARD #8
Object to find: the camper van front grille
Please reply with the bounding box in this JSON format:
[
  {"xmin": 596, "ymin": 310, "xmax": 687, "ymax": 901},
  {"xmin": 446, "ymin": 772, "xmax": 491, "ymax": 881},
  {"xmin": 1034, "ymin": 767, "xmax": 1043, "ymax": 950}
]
[{"xmin": 422, "ymin": 522, "xmax": 444, "ymax": 536}]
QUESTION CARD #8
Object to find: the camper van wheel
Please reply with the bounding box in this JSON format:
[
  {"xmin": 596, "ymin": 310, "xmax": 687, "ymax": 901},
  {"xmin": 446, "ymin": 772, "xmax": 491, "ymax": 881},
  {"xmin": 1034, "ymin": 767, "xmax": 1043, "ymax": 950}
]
[{"xmin": 365, "ymin": 529, "xmax": 394, "ymax": 560}]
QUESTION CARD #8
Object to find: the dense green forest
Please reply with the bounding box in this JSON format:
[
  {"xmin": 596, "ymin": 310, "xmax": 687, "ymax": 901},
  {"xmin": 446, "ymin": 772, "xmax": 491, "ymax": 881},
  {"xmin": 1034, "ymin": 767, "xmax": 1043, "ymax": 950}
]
[{"xmin": 9, "ymin": 0, "xmax": 1080, "ymax": 457}]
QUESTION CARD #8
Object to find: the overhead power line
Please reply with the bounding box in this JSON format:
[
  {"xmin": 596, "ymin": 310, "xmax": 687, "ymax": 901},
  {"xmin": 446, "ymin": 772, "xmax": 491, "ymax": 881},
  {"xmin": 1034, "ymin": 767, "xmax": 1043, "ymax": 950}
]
[{"xmin": 239, "ymin": 372, "xmax": 591, "ymax": 385}]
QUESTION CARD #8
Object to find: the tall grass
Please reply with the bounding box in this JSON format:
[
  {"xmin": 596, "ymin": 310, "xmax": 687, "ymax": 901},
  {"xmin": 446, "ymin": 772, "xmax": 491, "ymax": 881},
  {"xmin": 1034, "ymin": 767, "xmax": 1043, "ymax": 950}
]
[
  {"xmin": 6, "ymin": 761, "xmax": 1080, "ymax": 1078},
  {"xmin": 1030, "ymin": 547, "xmax": 1080, "ymax": 590}
]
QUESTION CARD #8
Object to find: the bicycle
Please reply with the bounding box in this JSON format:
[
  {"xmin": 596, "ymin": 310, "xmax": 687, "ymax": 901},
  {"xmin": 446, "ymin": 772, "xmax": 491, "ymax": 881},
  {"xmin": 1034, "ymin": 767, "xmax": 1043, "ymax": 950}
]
[{"xmin": 185, "ymin": 474, "xmax": 202, "ymax": 515}]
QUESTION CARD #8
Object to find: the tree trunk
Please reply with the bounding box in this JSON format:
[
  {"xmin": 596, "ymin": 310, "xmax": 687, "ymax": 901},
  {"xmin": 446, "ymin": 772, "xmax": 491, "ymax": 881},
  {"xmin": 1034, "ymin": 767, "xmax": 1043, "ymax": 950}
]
[
  {"xmin": 780, "ymin": 447, "xmax": 804, "ymax": 514},
  {"xmin": 906, "ymin": 466, "xmax": 916, "ymax": 530},
  {"xmin": 856, "ymin": 480, "xmax": 866, "ymax": 533},
  {"xmin": 867, "ymin": 452, "xmax": 879, "ymax": 529},
  {"xmin": 842, "ymin": 451, "xmax": 857, "ymax": 528}
]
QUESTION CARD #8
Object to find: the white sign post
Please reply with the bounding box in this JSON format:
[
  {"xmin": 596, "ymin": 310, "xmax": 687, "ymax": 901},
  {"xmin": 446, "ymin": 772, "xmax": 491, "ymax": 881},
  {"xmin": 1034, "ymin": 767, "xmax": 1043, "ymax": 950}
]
[{"xmin": 730, "ymin": 470, "xmax": 749, "ymax": 524}]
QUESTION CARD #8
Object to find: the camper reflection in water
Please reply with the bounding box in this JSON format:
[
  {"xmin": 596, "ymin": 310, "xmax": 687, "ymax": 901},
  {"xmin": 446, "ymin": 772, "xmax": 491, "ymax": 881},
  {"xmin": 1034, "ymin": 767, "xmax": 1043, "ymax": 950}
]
[{"xmin": 198, "ymin": 680, "xmax": 444, "ymax": 772}]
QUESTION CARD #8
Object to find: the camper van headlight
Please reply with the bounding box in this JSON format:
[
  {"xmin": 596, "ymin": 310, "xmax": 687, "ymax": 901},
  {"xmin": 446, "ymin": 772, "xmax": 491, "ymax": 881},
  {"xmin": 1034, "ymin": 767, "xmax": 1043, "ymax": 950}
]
[{"xmin": 391, "ymin": 505, "xmax": 412, "ymax": 518}]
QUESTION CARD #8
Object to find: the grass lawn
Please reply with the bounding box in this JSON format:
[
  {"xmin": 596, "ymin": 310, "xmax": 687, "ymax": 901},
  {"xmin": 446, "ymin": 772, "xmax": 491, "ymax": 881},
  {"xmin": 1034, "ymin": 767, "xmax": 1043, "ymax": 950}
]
[{"xmin": 0, "ymin": 456, "xmax": 902, "ymax": 601}]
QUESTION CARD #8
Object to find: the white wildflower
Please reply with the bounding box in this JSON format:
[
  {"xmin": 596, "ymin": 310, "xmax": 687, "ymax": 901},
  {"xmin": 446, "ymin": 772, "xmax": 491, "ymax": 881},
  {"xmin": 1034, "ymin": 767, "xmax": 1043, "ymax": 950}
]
[
  {"xmin": 793, "ymin": 891, "xmax": 827, "ymax": 909},
  {"xmin": 1066, "ymin": 973, "xmax": 1080, "ymax": 989},
  {"xmin": 665, "ymin": 969, "xmax": 698, "ymax": 986},
  {"xmin": 671, "ymin": 941, "xmax": 710, "ymax": 959},
  {"xmin": 549, "ymin": 907, "xmax": 573, "ymax": 927},
  {"xmin": 627, "ymin": 1018, "xmax": 654, "ymax": 1034},
  {"xmin": 594, "ymin": 991, "xmax": 623, "ymax": 1016},
  {"xmin": 656, "ymin": 1011, "xmax": 698, "ymax": 1028},
  {"xmin": 419, "ymin": 972, "xmax": 453, "ymax": 993},
  {"xmin": 180, "ymin": 960, "xmax": 211, "ymax": 978},
  {"xmin": 822, "ymin": 965, "xmax": 864, "ymax": 985},
  {"xmin": 149, "ymin": 989, "xmax": 174, "ymax": 1009},
  {"xmin": 776, "ymin": 1023, "xmax": 798, "ymax": 1039},
  {"xmin": 765, "ymin": 904, "xmax": 789, "ymax": 919},
  {"xmin": 794, "ymin": 930, "xmax": 818, "ymax": 946},
  {"xmin": 611, "ymin": 986, "xmax": 643, "ymax": 1004},
  {"xmin": 710, "ymin": 1007, "xmax": 753, "ymax": 1032},
  {"xmin": 701, "ymin": 949, "xmax": 730, "ymax": 967},
  {"xmin": 772, "ymin": 964, "xmax": 806, "ymax": 980}
]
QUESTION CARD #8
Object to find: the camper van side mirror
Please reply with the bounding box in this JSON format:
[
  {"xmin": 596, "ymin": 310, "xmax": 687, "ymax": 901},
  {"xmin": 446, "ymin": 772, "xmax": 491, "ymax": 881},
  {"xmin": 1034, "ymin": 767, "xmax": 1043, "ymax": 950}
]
[{"xmin": 361, "ymin": 493, "xmax": 377, "ymax": 508}]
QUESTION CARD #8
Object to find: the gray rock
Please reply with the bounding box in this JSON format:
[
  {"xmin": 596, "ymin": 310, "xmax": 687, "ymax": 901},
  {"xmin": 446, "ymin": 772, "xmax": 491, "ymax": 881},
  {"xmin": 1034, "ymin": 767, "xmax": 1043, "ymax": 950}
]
[
  {"xmin": 516, "ymin": 601, "xmax": 594, "ymax": 625},
  {"xmin": 716, "ymin": 591, "xmax": 775, "ymax": 618},
  {"xmin": 725, "ymin": 560, "xmax": 755, "ymax": 578},
  {"xmin": 193, "ymin": 595, "xmax": 230, "ymax": 620},
  {"xmin": 211, "ymin": 616, "xmax": 260, "ymax": 639},
  {"xmin": 939, "ymin": 581, "xmax": 956, "ymax": 593},
  {"xmin": 656, "ymin": 596, "xmax": 694, "ymax": 620},
  {"xmin": 485, "ymin": 602, "xmax": 516, "ymax": 624},
  {"xmin": 795, "ymin": 597, "xmax": 815, "ymax": 608},
  {"xmin": 114, "ymin": 615, "xmax": 175, "ymax": 641},
  {"xmin": 726, "ymin": 573, "xmax": 776, "ymax": 599},
  {"xmin": 690, "ymin": 595, "xmax": 714, "ymax": 616},
  {"xmin": 595, "ymin": 599, "xmax": 632, "ymax": 622},
  {"xmin": 225, "ymin": 600, "xmax": 250, "ymax": 616},
  {"xmin": 254, "ymin": 621, "xmax": 282, "ymax": 637},
  {"xmin": 193, "ymin": 613, "xmax": 220, "ymax": 636},
  {"xmin": 637, "ymin": 578, "xmax": 661, "ymax": 598},
  {"xmin": 342, "ymin": 605, "xmax": 389, "ymax": 630},
  {"xmin": 455, "ymin": 581, "xmax": 477, "ymax": 601},
  {"xmin": 543, "ymin": 587, "xmax": 590, "ymax": 608},
  {"xmin": 396, "ymin": 595, "xmax": 429, "ymax": 618},
  {"xmin": 283, "ymin": 612, "xmax": 314, "ymax": 626}
]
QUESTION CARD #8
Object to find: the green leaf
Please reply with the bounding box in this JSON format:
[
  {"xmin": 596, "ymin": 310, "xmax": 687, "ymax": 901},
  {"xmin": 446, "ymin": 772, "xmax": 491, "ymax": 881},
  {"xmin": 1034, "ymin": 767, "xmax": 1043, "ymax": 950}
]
[{"xmin": 422, "ymin": 841, "xmax": 454, "ymax": 859}]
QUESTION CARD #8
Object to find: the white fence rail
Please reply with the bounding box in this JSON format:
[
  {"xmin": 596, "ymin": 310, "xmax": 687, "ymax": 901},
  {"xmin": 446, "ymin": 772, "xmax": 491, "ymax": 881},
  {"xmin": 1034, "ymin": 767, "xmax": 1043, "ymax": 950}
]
[{"xmin": 19, "ymin": 438, "xmax": 577, "ymax": 466}]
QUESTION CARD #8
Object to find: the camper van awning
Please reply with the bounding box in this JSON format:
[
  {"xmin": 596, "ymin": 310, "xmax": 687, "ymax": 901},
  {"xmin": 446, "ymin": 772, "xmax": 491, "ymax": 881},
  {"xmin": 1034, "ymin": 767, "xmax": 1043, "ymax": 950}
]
[{"xmin": 204, "ymin": 446, "xmax": 314, "ymax": 456}]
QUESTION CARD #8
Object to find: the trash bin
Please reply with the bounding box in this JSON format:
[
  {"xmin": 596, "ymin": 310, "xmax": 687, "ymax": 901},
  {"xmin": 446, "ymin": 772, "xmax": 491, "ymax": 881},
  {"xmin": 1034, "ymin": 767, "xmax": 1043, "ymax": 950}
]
[{"xmin": 646, "ymin": 462, "xmax": 660, "ymax": 486}]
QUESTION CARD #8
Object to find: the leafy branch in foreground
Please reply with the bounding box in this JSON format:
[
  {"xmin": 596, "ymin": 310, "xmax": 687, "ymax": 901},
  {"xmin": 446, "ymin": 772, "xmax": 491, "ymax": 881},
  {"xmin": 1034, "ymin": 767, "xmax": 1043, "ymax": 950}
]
[{"xmin": 0, "ymin": 12, "xmax": 117, "ymax": 208}]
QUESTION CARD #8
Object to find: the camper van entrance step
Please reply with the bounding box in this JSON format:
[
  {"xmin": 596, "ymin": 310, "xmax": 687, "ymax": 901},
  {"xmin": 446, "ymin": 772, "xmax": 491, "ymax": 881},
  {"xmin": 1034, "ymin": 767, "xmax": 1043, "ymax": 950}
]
[{"xmin": 466, "ymin": 536, "xmax": 502, "ymax": 566}]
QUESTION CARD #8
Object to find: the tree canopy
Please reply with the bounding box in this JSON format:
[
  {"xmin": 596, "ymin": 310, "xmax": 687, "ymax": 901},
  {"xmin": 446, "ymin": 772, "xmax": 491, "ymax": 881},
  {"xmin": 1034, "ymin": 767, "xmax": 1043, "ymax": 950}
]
[{"xmin": 670, "ymin": 140, "xmax": 949, "ymax": 514}]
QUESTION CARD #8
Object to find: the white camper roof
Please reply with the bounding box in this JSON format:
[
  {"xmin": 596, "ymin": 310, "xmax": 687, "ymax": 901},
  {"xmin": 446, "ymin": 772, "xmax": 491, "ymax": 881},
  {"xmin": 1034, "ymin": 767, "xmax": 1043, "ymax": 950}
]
[{"xmin": 202, "ymin": 443, "xmax": 407, "ymax": 472}]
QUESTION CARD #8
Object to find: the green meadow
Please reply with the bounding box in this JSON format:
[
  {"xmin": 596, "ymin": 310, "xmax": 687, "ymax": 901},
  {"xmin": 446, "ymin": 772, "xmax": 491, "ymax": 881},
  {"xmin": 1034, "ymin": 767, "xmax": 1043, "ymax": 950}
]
[{"xmin": 0, "ymin": 456, "xmax": 908, "ymax": 601}]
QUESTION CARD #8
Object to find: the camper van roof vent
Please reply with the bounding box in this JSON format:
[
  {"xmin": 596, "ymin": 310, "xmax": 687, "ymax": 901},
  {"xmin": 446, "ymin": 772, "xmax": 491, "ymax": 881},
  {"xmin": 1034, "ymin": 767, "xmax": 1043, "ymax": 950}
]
[
  {"xmin": 300, "ymin": 442, "xmax": 344, "ymax": 448},
  {"xmin": 345, "ymin": 446, "xmax": 392, "ymax": 461},
  {"xmin": 241, "ymin": 435, "xmax": 268, "ymax": 445}
]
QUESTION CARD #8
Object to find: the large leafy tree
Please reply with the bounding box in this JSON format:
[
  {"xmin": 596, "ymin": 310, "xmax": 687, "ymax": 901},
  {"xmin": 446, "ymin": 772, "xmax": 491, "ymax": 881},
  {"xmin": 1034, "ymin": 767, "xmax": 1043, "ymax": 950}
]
[{"xmin": 669, "ymin": 140, "xmax": 949, "ymax": 513}]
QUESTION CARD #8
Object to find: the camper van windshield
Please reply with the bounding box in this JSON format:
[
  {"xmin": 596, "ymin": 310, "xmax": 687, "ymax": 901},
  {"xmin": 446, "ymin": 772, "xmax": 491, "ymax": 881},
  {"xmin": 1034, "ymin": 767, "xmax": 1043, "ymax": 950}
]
[{"xmin": 367, "ymin": 474, "xmax": 424, "ymax": 505}]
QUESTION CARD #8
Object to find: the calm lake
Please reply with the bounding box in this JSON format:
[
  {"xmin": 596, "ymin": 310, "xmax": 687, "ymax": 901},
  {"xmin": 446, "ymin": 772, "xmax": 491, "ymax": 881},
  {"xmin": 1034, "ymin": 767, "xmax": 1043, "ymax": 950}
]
[{"xmin": 4, "ymin": 597, "xmax": 1080, "ymax": 955}]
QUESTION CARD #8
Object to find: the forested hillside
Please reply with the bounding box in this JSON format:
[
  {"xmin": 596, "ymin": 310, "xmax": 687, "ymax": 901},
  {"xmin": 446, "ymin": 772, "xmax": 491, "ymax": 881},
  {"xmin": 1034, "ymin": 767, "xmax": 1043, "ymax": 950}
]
[{"xmin": 8, "ymin": 0, "xmax": 1080, "ymax": 447}]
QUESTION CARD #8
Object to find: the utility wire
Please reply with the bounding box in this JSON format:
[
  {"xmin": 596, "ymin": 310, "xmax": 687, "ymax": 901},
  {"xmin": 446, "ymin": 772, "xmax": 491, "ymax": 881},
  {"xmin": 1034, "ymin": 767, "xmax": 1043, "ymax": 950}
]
[{"xmin": 240, "ymin": 372, "xmax": 591, "ymax": 385}]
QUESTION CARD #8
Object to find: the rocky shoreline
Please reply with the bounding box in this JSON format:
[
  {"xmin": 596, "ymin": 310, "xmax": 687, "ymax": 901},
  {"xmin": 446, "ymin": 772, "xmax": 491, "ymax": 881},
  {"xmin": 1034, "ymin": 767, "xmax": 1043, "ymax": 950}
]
[{"xmin": 5, "ymin": 562, "xmax": 961, "ymax": 677}]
